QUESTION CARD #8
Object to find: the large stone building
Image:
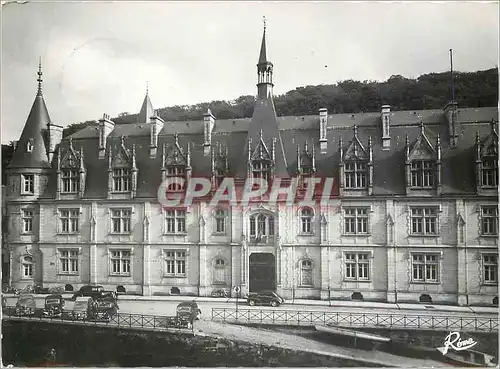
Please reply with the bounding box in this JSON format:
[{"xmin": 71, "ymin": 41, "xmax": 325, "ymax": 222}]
[{"xmin": 4, "ymin": 26, "xmax": 499, "ymax": 306}]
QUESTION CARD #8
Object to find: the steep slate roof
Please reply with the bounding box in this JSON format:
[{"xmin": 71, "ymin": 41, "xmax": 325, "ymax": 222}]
[
  {"xmin": 45, "ymin": 104, "xmax": 497, "ymax": 200},
  {"xmin": 8, "ymin": 63, "xmax": 51, "ymax": 169}
]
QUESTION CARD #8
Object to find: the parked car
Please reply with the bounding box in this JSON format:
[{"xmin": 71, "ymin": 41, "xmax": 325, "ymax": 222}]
[
  {"xmin": 92, "ymin": 296, "xmax": 119, "ymax": 321},
  {"xmin": 176, "ymin": 301, "xmax": 201, "ymax": 322},
  {"xmin": 247, "ymin": 291, "xmax": 284, "ymax": 307},
  {"xmin": 72, "ymin": 296, "xmax": 93, "ymax": 320},
  {"xmin": 71, "ymin": 285, "xmax": 116, "ymax": 301},
  {"xmin": 42, "ymin": 294, "xmax": 65, "ymax": 318},
  {"xmin": 14, "ymin": 294, "xmax": 37, "ymax": 316}
]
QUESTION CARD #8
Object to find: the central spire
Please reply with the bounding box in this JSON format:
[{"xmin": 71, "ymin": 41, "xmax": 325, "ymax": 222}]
[
  {"xmin": 257, "ymin": 16, "xmax": 274, "ymax": 100},
  {"xmin": 37, "ymin": 57, "xmax": 43, "ymax": 96}
]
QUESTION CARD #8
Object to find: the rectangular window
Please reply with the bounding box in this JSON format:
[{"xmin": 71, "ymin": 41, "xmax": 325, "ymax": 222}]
[
  {"xmin": 110, "ymin": 250, "xmax": 131, "ymax": 276},
  {"xmin": 213, "ymin": 258, "xmax": 226, "ymax": 284},
  {"xmin": 410, "ymin": 207, "xmax": 438, "ymax": 235},
  {"xmin": 215, "ymin": 169, "xmax": 225, "ymax": 188},
  {"xmin": 165, "ymin": 209, "xmax": 186, "ymax": 234},
  {"xmin": 22, "ymin": 209, "xmax": 33, "ymax": 233},
  {"xmin": 300, "ymin": 260, "xmax": 313, "ymax": 286},
  {"xmin": 482, "ymin": 158, "xmax": 498, "ymax": 187},
  {"xmin": 59, "ymin": 249, "xmax": 79, "ymax": 274},
  {"xmin": 410, "ymin": 160, "xmax": 434, "ymax": 188},
  {"xmin": 22, "ymin": 256, "xmax": 33, "ymax": 278},
  {"xmin": 483, "ymin": 254, "xmax": 498, "ymax": 284},
  {"xmin": 214, "ymin": 209, "xmax": 226, "ymax": 234},
  {"xmin": 344, "ymin": 208, "xmax": 369, "ymax": 234},
  {"xmin": 59, "ymin": 209, "xmax": 79, "ymax": 233},
  {"xmin": 164, "ymin": 250, "xmax": 187, "ymax": 277},
  {"xmin": 113, "ymin": 168, "xmax": 131, "ymax": 192},
  {"xmin": 412, "ymin": 253, "xmax": 439, "ymax": 282},
  {"xmin": 252, "ymin": 161, "xmax": 270, "ymax": 182},
  {"xmin": 344, "ymin": 162, "xmax": 367, "ymax": 189},
  {"xmin": 111, "ymin": 209, "xmax": 132, "ymax": 233},
  {"xmin": 22, "ymin": 174, "xmax": 34, "ymax": 194},
  {"xmin": 166, "ymin": 166, "xmax": 186, "ymax": 191},
  {"xmin": 344, "ymin": 253, "xmax": 370, "ymax": 281},
  {"xmin": 481, "ymin": 206, "xmax": 498, "ymax": 236},
  {"xmin": 61, "ymin": 169, "xmax": 80, "ymax": 193}
]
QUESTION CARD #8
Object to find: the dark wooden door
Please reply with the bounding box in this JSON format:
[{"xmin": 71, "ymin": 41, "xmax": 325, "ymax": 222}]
[{"xmin": 249, "ymin": 253, "xmax": 276, "ymax": 292}]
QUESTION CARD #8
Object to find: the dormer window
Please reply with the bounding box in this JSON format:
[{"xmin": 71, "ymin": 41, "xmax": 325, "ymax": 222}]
[
  {"xmin": 113, "ymin": 168, "xmax": 131, "ymax": 192},
  {"xmin": 26, "ymin": 139, "xmax": 34, "ymax": 153},
  {"xmin": 482, "ymin": 157, "xmax": 498, "ymax": 187},
  {"xmin": 338, "ymin": 126, "xmax": 373, "ymax": 195},
  {"xmin": 61, "ymin": 169, "xmax": 80, "ymax": 193},
  {"xmin": 345, "ymin": 162, "xmax": 367, "ymax": 189},
  {"xmin": 166, "ymin": 166, "xmax": 186, "ymax": 191},
  {"xmin": 410, "ymin": 160, "xmax": 434, "ymax": 188},
  {"xmin": 21, "ymin": 174, "xmax": 34, "ymax": 195},
  {"xmin": 252, "ymin": 161, "xmax": 270, "ymax": 181}
]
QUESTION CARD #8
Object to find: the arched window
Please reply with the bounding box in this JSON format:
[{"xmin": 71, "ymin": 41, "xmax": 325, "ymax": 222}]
[
  {"xmin": 300, "ymin": 259, "xmax": 313, "ymax": 286},
  {"xmin": 213, "ymin": 258, "xmax": 226, "ymax": 285},
  {"xmin": 300, "ymin": 208, "xmax": 314, "ymax": 234},
  {"xmin": 214, "ymin": 208, "xmax": 226, "ymax": 234},
  {"xmin": 249, "ymin": 213, "xmax": 274, "ymax": 242},
  {"xmin": 22, "ymin": 255, "xmax": 33, "ymax": 279}
]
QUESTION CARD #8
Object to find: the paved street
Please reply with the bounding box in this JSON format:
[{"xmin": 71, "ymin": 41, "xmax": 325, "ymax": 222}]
[{"xmin": 4, "ymin": 295, "xmax": 497, "ymax": 319}]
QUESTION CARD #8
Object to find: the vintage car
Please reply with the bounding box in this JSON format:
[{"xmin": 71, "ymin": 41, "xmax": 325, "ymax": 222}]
[
  {"xmin": 14, "ymin": 294, "xmax": 37, "ymax": 316},
  {"xmin": 247, "ymin": 291, "xmax": 285, "ymax": 307},
  {"xmin": 42, "ymin": 294, "xmax": 65, "ymax": 318},
  {"xmin": 71, "ymin": 285, "xmax": 117, "ymax": 301},
  {"xmin": 92, "ymin": 296, "xmax": 119, "ymax": 321},
  {"xmin": 71, "ymin": 296, "xmax": 93, "ymax": 320},
  {"xmin": 176, "ymin": 301, "xmax": 201, "ymax": 323}
]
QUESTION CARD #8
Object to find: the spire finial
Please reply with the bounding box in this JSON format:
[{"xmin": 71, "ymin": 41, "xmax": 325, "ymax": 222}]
[
  {"xmin": 353, "ymin": 125, "xmax": 358, "ymax": 137},
  {"xmin": 37, "ymin": 57, "xmax": 43, "ymax": 96},
  {"xmin": 420, "ymin": 120, "xmax": 425, "ymax": 134},
  {"xmin": 146, "ymin": 81, "xmax": 149, "ymax": 94},
  {"xmin": 121, "ymin": 135, "xmax": 125, "ymax": 146},
  {"xmin": 263, "ymin": 16, "xmax": 266, "ymax": 32},
  {"xmin": 259, "ymin": 129, "xmax": 263, "ymax": 140}
]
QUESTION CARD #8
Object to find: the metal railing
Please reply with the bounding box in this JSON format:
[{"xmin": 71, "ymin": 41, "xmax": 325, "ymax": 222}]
[
  {"xmin": 2, "ymin": 306, "xmax": 193, "ymax": 333},
  {"xmin": 211, "ymin": 308, "xmax": 498, "ymax": 333}
]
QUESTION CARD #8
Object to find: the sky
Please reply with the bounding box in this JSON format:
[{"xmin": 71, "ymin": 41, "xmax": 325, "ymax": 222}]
[{"xmin": 1, "ymin": 1, "xmax": 499, "ymax": 144}]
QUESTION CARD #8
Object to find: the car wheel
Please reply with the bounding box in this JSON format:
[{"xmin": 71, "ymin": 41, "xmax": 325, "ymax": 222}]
[
  {"xmin": 249, "ymin": 300, "xmax": 256, "ymax": 306},
  {"xmin": 270, "ymin": 301, "xmax": 277, "ymax": 307}
]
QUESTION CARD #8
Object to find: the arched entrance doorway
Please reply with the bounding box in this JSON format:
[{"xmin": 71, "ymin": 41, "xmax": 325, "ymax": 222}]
[{"xmin": 249, "ymin": 253, "xmax": 276, "ymax": 292}]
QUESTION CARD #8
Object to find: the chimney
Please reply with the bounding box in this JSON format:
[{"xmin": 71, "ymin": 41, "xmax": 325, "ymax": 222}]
[
  {"xmin": 47, "ymin": 122, "xmax": 63, "ymax": 162},
  {"xmin": 203, "ymin": 108, "xmax": 215, "ymax": 156},
  {"xmin": 381, "ymin": 105, "xmax": 391, "ymax": 149},
  {"xmin": 444, "ymin": 101, "xmax": 459, "ymax": 147},
  {"xmin": 319, "ymin": 108, "xmax": 328, "ymax": 153},
  {"xmin": 98, "ymin": 113, "xmax": 115, "ymax": 159},
  {"xmin": 150, "ymin": 110, "xmax": 164, "ymax": 158}
]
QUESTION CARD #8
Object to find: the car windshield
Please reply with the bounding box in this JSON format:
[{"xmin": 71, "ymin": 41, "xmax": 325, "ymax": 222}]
[
  {"xmin": 74, "ymin": 301, "xmax": 89, "ymax": 309},
  {"xmin": 18, "ymin": 296, "xmax": 33, "ymax": 304}
]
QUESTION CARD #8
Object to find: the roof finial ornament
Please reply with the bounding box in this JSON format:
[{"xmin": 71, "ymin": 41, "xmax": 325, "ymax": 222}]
[
  {"xmin": 120, "ymin": 135, "xmax": 125, "ymax": 146},
  {"xmin": 420, "ymin": 120, "xmax": 425, "ymax": 134},
  {"xmin": 353, "ymin": 124, "xmax": 358, "ymax": 137},
  {"xmin": 174, "ymin": 132, "xmax": 179, "ymax": 145},
  {"xmin": 259, "ymin": 129, "xmax": 263, "ymax": 140},
  {"xmin": 37, "ymin": 57, "xmax": 43, "ymax": 96},
  {"xmin": 146, "ymin": 81, "xmax": 149, "ymax": 95},
  {"xmin": 263, "ymin": 16, "xmax": 266, "ymax": 32},
  {"xmin": 69, "ymin": 136, "xmax": 73, "ymax": 150}
]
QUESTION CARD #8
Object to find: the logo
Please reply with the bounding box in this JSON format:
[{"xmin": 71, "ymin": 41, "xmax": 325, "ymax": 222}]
[
  {"xmin": 437, "ymin": 332, "xmax": 477, "ymax": 355},
  {"xmin": 157, "ymin": 176, "xmax": 338, "ymax": 209}
]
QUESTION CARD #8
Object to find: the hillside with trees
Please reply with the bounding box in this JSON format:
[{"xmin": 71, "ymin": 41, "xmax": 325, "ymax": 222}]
[{"xmin": 61, "ymin": 68, "xmax": 498, "ymax": 138}]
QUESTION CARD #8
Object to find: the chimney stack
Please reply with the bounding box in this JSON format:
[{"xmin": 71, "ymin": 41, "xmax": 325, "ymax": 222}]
[
  {"xmin": 203, "ymin": 108, "xmax": 215, "ymax": 156},
  {"xmin": 150, "ymin": 110, "xmax": 164, "ymax": 158},
  {"xmin": 98, "ymin": 113, "xmax": 115, "ymax": 159},
  {"xmin": 47, "ymin": 122, "xmax": 63, "ymax": 162},
  {"xmin": 381, "ymin": 105, "xmax": 391, "ymax": 150},
  {"xmin": 319, "ymin": 108, "xmax": 328, "ymax": 153}
]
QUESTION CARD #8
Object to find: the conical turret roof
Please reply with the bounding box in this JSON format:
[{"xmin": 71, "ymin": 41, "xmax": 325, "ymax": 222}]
[{"xmin": 8, "ymin": 61, "xmax": 51, "ymax": 169}]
